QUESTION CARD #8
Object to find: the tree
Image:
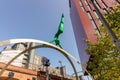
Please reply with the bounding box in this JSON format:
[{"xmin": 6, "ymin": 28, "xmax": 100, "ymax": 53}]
[{"xmin": 86, "ymin": 6, "xmax": 120, "ymax": 80}]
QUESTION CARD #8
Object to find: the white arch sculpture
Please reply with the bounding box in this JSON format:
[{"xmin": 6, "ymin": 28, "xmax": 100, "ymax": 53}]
[{"xmin": 0, "ymin": 39, "xmax": 93, "ymax": 80}]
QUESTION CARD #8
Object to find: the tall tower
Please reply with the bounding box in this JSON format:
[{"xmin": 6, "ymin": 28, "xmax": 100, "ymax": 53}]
[{"xmin": 69, "ymin": 0, "xmax": 119, "ymax": 68}]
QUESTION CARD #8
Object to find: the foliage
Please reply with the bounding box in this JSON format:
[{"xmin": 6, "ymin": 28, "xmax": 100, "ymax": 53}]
[{"xmin": 86, "ymin": 6, "xmax": 120, "ymax": 80}]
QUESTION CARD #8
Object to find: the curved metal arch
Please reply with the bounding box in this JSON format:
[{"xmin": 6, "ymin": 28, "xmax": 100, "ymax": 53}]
[
  {"xmin": 0, "ymin": 39, "xmax": 80, "ymax": 64},
  {"xmin": 0, "ymin": 45, "xmax": 78, "ymax": 80},
  {"xmin": 0, "ymin": 39, "xmax": 93, "ymax": 79}
]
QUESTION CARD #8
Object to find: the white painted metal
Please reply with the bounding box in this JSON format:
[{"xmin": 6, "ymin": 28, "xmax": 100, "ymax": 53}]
[{"xmin": 0, "ymin": 38, "xmax": 93, "ymax": 79}]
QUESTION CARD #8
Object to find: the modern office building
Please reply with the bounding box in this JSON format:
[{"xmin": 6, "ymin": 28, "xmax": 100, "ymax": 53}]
[
  {"xmin": 0, "ymin": 42, "xmax": 42, "ymax": 70},
  {"xmin": 69, "ymin": 0, "xmax": 119, "ymax": 68}
]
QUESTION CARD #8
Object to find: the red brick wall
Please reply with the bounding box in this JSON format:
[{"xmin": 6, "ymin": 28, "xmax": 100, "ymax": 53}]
[
  {"xmin": 74, "ymin": 0, "xmax": 98, "ymax": 43},
  {"xmin": 0, "ymin": 62, "xmax": 37, "ymax": 80},
  {"xmin": 0, "ymin": 62, "xmax": 72, "ymax": 80}
]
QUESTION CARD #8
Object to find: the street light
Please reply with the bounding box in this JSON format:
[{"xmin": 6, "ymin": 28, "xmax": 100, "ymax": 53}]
[
  {"xmin": 58, "ymin": 61, "xmax": 65, "ymax": 80},
  {"xmin": 90, "ymin": 0, "xmax": 120, "ymax": 53},
  {"xmin": 42, "ymin": 57, "xmax": 50, "ymax": 80},
  {"xmin": 42, "ymin": 57, "xmax": 50, "ymax": 66},
  {"xmin": 58, "ymin": 61, "xmax": 62, "ymax": 67}
]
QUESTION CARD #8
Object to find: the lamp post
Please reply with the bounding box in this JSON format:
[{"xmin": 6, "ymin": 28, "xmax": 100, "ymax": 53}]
[
  {"xmin": 42, "ymin": 57, "xmax": 50, "ymax": 80},
  {"xmin": 59, "ymin": 61, "xmax": 64, "ymax": 80},
  {"xmin": 91, "ymin": 0, "xmax": 120, "ymax": 53},
  {"xmin": 58, "ymin": 61, "xmax": 62, "ymax": 67}
]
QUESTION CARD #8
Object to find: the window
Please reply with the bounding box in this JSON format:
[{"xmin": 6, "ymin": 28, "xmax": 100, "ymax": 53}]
[
  {"xmin": 101, "ymin": 0, "xmax": 108, "ymax": 8},
  {"xmin": 87, "ymin": 5, "xmax": 91, "ymax": 11},
  {"xmin": 98, "ymin": 18, "xmax": 102, "ymax": 24},
  {"xmin": 101, "ymin": 2, "xmax": 106, "ymax": 8},
  {"xmin": 81, "ymin": 7, "xmax": 85, "ymax": 11},
  {"xmin": 79, "ymin": 1, "xmax": 82, "ymax": 6},
  {"xmin": 84, "ymin": 0, "xmax": 88, "ymax": 5},
  {"xmin": 93, "ymin": 11, "xmax": 99, "ymax": 18},
  {"xmin": 103, "ymin": 9, "xmax": 107, "ymax": 13},
  {"xmin": 96, "ymin": 29, "xmax": 101, "ymax": 37},
  {"xmin": 87, "ymin": 12, "xmax": 92, "ymax": 20},
  {"xmin": 79, "ymin": 1, "xmax": 85, "ymax": 12},
  {"xmin": 32, "ymin": 77, "xmax": 36, "ymax": 80},
  {"xmin": 91, "ymin": 20, "xmax": 97, "ymax": 29},
  {"xmin": 84, "ymin": 0, "xmax": 91, "ymax": 11},
  {"xmin": 91, "ymin": 20, "xmax": 101, "ymax": 36},
  {"xmin": 94, "ymin": 0, "xmax": 100, "ymax": 9}
]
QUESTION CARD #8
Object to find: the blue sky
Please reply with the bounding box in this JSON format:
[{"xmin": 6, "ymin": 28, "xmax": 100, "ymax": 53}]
[{"xmin": 0, "ymin": 0, "xmax": 82, "ymax": 75}]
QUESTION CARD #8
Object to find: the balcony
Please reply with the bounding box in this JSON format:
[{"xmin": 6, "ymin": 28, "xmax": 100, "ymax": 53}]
[
  {"xmin": 24, "ymin": 53, "xmax": 29, "ymax": 56},
  {"xmin": 22, "ymin": 60, "xmax": 27, "ymax": 64}
]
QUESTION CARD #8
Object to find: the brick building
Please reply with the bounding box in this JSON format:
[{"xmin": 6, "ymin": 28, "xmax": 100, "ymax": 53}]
[
  {"xmin": 0, "ymin": 43, "xmax": 73, "ymax": 80},
  {"xmin": 0, "ymin": 62, "xmax": 73, "ymax": 80},
  {"xmin": 0, "ymin": 62, "xmax": 37, "ymax": 80},
  {"xmin": 69, "ymin": 0, "xmax": 120, "ymax": 69}
]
